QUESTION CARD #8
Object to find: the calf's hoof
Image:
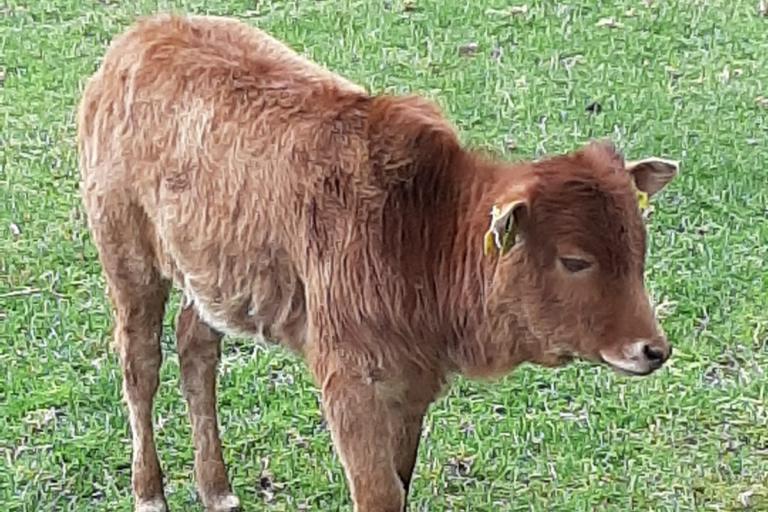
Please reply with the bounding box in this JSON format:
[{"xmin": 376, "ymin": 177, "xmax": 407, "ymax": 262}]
[
  {"xmin": 205, "ymin": 493, "xmax": 241, "ymax": 512},
  {"xmin": 135, "ymin": 497, "xmax": 168, "ymax": 512}
]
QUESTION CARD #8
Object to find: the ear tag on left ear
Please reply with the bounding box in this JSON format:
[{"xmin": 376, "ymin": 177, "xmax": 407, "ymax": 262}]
[{"xmin": 483, "ymin": 230, "xmax": 496, "ymax": 256}]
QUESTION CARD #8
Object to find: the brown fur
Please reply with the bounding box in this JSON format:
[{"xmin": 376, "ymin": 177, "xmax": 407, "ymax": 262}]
[{"xmin": 77, "ymin": 13, "xmax": 678, "ymax": 512}]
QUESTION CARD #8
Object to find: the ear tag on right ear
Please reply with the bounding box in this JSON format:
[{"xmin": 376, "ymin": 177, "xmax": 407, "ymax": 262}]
[{"xmin": 636, "ymin": 190, "xmax": 650, "ymax": 211}]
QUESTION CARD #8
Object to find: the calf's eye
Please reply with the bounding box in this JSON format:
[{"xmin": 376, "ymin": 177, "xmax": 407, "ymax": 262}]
[{"xmin": 560, "ymin": 257, "xmax": 592, "ymax": 273}]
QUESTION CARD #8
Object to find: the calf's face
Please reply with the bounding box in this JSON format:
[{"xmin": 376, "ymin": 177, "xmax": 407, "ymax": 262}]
[{"xmin": 487, "ymin": 142, "xmax": 679, "ymax": 376}]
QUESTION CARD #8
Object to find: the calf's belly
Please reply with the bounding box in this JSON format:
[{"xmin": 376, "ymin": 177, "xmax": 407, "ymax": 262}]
[{"xmin": 166, "ymin": 245, "xmax": 308, "ymax": 353}]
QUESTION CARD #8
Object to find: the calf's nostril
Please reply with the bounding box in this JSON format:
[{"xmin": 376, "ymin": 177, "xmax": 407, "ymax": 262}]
[{"xmin": 642, "ymin": 344, "xmax": 665, "ymax": 362}]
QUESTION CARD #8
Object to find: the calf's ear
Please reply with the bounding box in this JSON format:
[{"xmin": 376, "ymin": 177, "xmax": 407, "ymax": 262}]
[
  {"xmin": 484, "ymin": 194, "xmax": 529, "ymax": 256},
  {"xmin": 626, "ymin": 157, "xmax": 679, "ymax": 197}
]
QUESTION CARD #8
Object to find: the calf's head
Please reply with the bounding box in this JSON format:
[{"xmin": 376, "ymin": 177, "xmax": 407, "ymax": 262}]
[{"xmin": 485, "ymin": 141, "xmax": 678, "ymax": 376}]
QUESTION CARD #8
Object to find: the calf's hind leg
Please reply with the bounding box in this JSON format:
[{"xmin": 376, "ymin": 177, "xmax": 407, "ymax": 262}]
[
  {"xmin": 85, "ymin": 201, "xmax": 171, "ymax": 512},
  {"xmin": 175, "ymin": 304, "xmax": 239, "ymax": 511},
  {"xmin": 116, "ymin": 284, "xmax": 170, "ymax": 512}
]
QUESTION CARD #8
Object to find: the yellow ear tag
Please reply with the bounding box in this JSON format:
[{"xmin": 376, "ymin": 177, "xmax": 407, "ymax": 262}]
[
  {"xmin": 636, "ymin": 190, "xmax": 650, "ymax": 211},
  {"xmin": 483, "ymin": 230, "xmax": 495, "ymax": 256}
]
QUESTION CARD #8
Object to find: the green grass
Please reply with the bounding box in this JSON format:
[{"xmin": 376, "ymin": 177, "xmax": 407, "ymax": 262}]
[{"xmin": 1, "ymin": 0, "xmax": 767, "ymax": 510}]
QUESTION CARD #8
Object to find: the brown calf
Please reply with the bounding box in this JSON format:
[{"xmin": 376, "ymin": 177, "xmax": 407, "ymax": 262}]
[{"xmin": 76, "ymin": 13, "xmax": 679, "ymax": 512}]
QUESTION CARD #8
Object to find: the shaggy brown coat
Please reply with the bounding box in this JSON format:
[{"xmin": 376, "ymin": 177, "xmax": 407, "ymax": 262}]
[{"xmin": 77, "ymin": 13, "xmax": 679, "ymax": 512}]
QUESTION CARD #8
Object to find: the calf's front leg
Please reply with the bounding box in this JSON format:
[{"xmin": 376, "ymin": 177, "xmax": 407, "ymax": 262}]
[
  {"xmin": 320, "ymin": 369, "xmax": 404, "ymax": 512},
  {"xmin": 393, "ymin": 401, "xmax": 429, "ymax": 503},
  {"xmin": 313, "ymin": 357, "xmax": 438, "ymax": 512}
]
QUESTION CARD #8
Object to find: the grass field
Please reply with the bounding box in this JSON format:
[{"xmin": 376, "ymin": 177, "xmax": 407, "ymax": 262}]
[{"xmin": 1, "ymin": 0, "xmax": 768, "ymax": 510}]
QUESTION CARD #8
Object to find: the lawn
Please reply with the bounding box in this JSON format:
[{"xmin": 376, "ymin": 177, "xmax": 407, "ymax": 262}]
[{"xmin": 1, "ymin": 0, "xmax": 767, "ymax": 510}]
